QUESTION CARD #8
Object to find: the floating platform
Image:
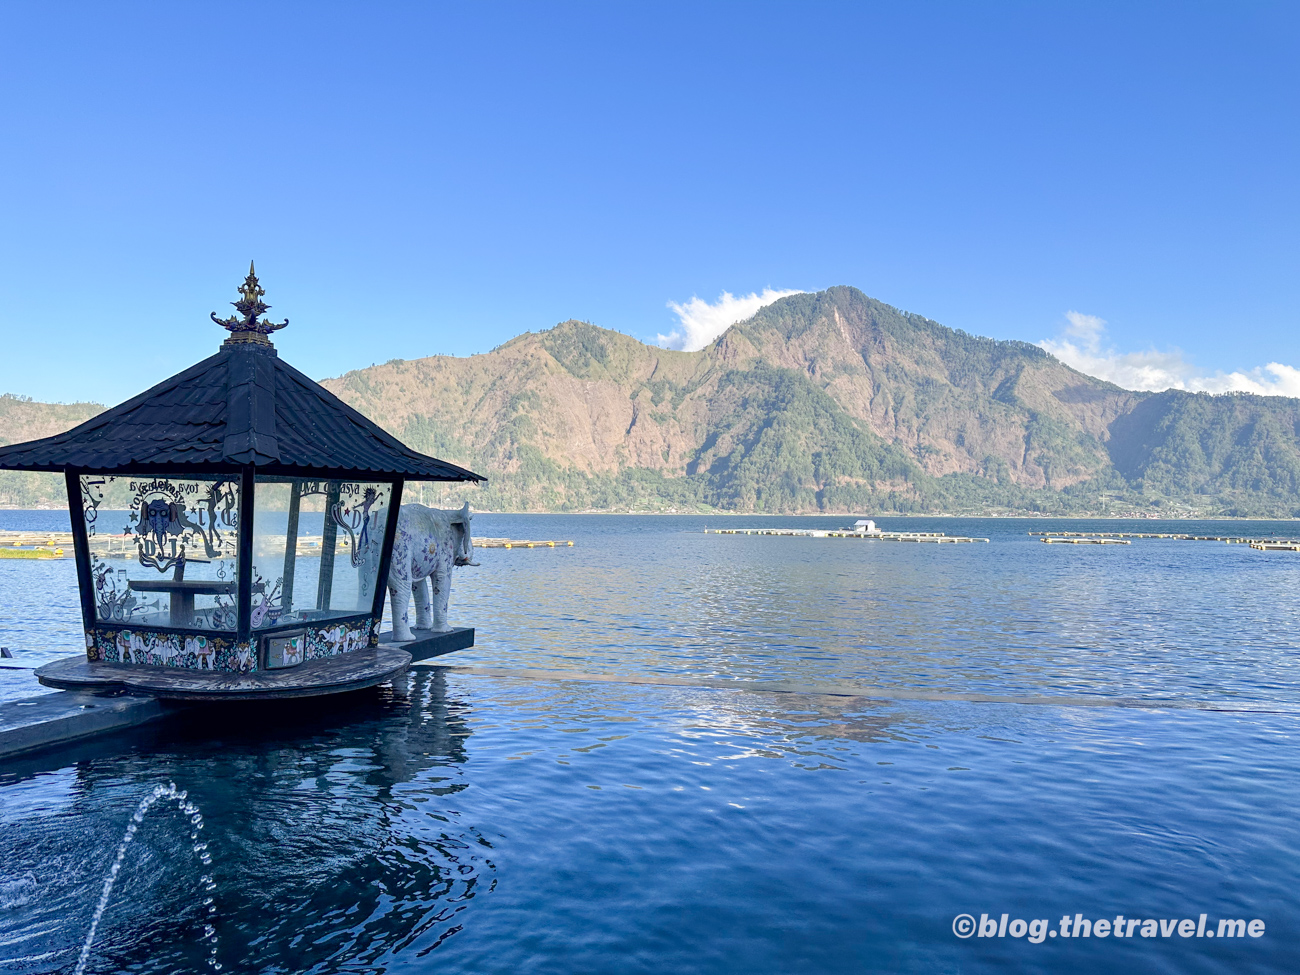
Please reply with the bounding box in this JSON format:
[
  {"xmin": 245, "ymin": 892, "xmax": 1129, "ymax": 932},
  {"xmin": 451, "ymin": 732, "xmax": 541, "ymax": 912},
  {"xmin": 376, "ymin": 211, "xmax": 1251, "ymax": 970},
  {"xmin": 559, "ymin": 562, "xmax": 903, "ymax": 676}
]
[
  {"xmin": 0, "ymin": 690, "xmax": 171, "ymax": 760},
  {"xmin": 703, "ymin": 529, "xmax": 989, "ymax": 543},
  {"xmin": 0, "ymin": 529, "xmax": 574, "ymax": 559},
  {"xmin": 1250, "ymin": 542, "xmax": 1300, "ymax": 552},
  {"xmin": 5, "ymin": 631, "xmax": 476, "ymax": 758},
  {"xmin": 1027, "ymin": 531, "xmax": 1300, "ymax": 545},
  {"xmin": 0, "ymin": 530, "xmax": 73, "ymax": 547},
  {"xmin": 475, "ymin": 537, "xmax": 574, "ymax": 549},
  {"xmin": 1041, "ymin": 537, "xmax": 1131, "ymax": 545},
  {"xmin": 375, "ymin": 626, "xmax": 476, "ymax": 661},
  {"xmin": 0, "ymin": 531, "xmax": 371, "ymax": 561},
  {"xmin": 34, "ymin": 646, "xmax": 413, "ymax": 701}
]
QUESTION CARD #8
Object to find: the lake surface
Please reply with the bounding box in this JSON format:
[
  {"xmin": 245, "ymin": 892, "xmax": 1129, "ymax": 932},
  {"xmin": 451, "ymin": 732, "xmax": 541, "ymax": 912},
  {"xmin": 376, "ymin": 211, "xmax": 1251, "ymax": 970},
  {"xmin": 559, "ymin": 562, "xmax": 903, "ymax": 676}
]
[{"xmin": 2, "ymin": 513, "xmax": 1299, "ymax": 973}]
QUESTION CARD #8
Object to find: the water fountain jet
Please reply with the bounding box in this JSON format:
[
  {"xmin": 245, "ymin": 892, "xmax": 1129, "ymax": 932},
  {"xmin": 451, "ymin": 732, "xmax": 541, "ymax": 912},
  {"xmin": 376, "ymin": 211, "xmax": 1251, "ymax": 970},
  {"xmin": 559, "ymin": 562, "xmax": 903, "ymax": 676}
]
[{"xmin": 73, "ymin": 782, "xmax": 221, "ymax": 974}]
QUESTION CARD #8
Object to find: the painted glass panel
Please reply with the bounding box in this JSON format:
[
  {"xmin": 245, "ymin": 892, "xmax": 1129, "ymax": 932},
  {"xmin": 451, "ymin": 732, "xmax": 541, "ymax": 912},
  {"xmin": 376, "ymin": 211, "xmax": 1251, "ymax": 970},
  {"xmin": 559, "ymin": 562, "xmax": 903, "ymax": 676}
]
[
  {"xmin": 81, "ymin": 474, "xmax": 240, "ymax": 631},
  {"xmin": 249, "ymin": 477, "xmax": 394, "ymax": 631}
]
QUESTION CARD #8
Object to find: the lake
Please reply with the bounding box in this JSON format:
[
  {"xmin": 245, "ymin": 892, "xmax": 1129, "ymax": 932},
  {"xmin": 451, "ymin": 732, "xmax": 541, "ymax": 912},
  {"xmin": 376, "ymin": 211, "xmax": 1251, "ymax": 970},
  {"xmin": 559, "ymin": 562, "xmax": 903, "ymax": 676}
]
[{"xmin": 1, "ymin": 512, "xmax": 1298, "ymax": 973}]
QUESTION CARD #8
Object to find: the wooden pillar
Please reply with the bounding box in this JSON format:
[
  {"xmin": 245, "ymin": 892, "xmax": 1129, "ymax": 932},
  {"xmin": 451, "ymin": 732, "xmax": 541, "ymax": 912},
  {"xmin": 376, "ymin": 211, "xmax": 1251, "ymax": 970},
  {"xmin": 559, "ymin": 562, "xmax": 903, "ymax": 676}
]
[
  {"xmin": 64, "ymin": 469, "xmax": 97, "ymax": 647},
  {"xmin": 317, "ymin": 481, "xmax": 341, "ymax": 612},
  {"xmin": 281, "ymin": 480, "xmax": 302, "ymax": 615},
  {"xmin": 237, "ymin": 466, "xmax": 255, "ymax": 645},
  {"xmin": 370, "ymin": 479, "xmax": 404, "ymax": 628}
]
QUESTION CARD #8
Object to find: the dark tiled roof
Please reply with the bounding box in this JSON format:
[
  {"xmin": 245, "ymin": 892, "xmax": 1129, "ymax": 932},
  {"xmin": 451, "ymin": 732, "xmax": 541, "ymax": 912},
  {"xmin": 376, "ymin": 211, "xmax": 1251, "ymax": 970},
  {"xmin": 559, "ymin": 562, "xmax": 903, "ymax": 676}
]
[{"xmin": 0, "ymin": 343, "xmax": 484, "ymax": 482}]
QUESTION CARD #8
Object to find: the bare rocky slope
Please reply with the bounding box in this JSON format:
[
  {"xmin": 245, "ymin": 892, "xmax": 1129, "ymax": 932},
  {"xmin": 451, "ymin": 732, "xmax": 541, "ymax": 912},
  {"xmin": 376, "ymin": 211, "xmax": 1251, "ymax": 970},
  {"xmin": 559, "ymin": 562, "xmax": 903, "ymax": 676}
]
[{"xmin": 5, "ymin": 288, "xmax": 1300, "ymax": 515}]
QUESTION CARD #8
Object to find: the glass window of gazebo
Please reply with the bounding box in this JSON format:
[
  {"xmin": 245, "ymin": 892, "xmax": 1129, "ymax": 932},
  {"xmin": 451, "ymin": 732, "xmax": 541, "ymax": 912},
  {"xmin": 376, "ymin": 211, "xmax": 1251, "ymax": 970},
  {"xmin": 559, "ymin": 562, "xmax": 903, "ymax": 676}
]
[{"xmin": 0, "ymin": 266, "xmax": 483, "ymax": 678}]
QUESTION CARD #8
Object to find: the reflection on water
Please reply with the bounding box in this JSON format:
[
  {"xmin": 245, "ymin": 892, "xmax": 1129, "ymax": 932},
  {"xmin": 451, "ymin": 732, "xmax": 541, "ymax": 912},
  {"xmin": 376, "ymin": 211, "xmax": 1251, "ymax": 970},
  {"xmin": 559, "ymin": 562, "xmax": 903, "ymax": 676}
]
[{"xmin": 0, "ymin": 671, "xmax": 494, "ymax": 973}]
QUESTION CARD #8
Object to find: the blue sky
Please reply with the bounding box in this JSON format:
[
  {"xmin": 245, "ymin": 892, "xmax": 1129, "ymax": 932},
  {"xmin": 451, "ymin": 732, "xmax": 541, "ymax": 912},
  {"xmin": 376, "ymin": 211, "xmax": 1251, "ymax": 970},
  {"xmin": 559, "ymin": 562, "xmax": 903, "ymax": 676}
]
[{"xmin": 0, "ymin": 2, "xmax": 1295, "ymax": 404}]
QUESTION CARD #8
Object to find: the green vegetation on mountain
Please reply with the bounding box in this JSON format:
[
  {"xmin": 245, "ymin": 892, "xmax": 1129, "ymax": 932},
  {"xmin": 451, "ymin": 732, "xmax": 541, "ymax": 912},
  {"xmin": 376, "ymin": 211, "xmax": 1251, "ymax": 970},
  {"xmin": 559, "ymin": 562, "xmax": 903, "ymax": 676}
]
[
  {"xmin": 1107, "ymin": 391, "xmax": 1300, "ymax": 513},
  {"xmin": 3, "ymin": 288, "xmax": 1300, "ymax": 517}
]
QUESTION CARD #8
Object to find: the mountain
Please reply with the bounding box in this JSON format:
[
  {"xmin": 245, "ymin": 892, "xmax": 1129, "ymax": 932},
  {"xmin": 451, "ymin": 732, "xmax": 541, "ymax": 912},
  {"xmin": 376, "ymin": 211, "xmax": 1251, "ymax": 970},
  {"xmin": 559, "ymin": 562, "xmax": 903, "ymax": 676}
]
[
  {"xmin": 318, "ymin": 287, "xmax": 1300, "ymax": 516},
  {"xmin": 1108, "ymin": 390, "xmax": 1300, "ymax": 500},
  {"xmin": 320, "ymin": 288, "xmax": 1128, "ymax": 512},
  {"xmin": 0, "ymin": 394, "xmax": 103, "ymax": 507},
  {"xmin": 4, "ymin": 287, "xmax": 1300, "ymax": 516}
]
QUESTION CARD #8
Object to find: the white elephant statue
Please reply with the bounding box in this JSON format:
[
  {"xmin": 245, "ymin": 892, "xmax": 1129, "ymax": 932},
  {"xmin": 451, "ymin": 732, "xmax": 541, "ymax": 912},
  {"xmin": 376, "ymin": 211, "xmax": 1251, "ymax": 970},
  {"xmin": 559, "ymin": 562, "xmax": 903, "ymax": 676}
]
[{"xmin": 387, "ymin": 502, "xmax": 474, "ymax": 641}]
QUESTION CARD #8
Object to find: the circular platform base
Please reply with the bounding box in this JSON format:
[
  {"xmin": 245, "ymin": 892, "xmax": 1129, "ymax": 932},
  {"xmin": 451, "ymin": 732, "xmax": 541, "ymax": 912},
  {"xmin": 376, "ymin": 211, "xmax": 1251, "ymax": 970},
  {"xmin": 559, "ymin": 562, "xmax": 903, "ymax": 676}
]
[{"xmin": 35, "ymin": 647, "xmax": 412, "ymax": 701}]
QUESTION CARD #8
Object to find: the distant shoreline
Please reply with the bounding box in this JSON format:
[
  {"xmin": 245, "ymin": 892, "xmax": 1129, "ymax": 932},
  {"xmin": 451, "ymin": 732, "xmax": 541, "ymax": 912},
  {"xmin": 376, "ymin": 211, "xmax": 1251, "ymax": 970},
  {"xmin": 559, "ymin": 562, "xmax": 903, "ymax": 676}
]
[{"xmin": 0, "ymin": 505, "xmax": 1296, "ymax": 522}]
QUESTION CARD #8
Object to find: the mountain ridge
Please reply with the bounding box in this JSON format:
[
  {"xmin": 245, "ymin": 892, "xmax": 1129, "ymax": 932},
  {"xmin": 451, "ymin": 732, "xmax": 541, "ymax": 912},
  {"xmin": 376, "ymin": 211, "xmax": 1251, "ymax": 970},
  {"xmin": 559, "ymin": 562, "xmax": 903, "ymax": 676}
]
[{"xmin": 3, "ymin": 287, "xmax": 1299, "ymax": 516}]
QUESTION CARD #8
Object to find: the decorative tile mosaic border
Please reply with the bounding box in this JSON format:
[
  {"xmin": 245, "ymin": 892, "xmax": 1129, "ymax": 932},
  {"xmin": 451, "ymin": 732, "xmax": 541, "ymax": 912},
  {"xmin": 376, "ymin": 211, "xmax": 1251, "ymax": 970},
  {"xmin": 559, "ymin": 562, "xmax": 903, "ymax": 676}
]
[
  {"xmin": 87, "ymin": 617, "xmax": 381, "ymax": 672},
  {"xmin": 303, "ymin": 618, "xmax": 380, "ymax": 661},
  {"xmin": 89, "ymin": 627, "xmax": 253, "ymax": 672}
]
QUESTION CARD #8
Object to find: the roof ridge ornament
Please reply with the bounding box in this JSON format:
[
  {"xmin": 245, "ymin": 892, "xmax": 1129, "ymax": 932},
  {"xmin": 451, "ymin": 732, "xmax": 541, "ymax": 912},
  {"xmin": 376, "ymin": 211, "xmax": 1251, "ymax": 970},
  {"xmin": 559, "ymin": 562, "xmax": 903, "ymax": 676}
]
[{"xmin": 211, "ymin": 261, "xmax": 289, "ymax": 347}]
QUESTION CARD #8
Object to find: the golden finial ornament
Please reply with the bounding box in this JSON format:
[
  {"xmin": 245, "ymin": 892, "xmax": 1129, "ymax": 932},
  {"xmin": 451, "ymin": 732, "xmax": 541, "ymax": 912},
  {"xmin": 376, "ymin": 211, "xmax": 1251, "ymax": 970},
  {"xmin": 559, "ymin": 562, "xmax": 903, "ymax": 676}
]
[{"xmin": 212, "ymin": 261, "xmax": 289, "ymax": 345}]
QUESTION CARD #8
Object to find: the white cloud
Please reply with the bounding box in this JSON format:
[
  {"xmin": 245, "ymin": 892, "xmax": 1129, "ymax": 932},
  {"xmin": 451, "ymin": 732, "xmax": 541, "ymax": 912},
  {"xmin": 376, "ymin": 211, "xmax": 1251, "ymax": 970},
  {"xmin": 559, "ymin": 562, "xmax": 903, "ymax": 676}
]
[
  {"xmin": 1061, "ymin": 310, "xmax": 1107, "ymax": 352},
  {"xmin": 657, "ymin": 288, "xmax": 805, "ymax": 352},
  {"xmin": 1039, "ymin": 311, "xmax": 1300, "ymax": 397}
]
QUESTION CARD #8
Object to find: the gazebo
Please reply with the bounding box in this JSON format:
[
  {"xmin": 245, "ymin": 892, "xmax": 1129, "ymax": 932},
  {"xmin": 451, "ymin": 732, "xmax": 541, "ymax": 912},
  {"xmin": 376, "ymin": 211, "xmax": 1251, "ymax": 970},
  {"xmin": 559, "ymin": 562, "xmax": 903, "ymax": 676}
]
[{"xmin": 0, "ymin": 265, "xmax": 483, "ymax": 699}]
